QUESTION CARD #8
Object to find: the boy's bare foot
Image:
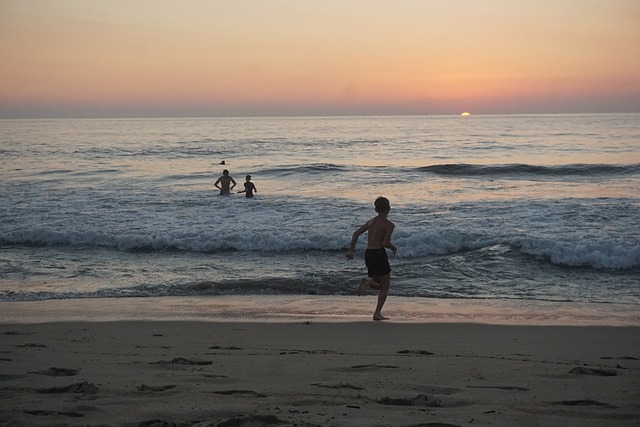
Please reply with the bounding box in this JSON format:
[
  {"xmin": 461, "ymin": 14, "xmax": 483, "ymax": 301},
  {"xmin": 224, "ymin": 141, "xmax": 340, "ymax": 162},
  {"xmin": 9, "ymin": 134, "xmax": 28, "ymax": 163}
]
[
  {"xmin": 373, "ymin": 314, "xmax": 389, "ymax": 321},
  {"xmin": 357, "ymin": 278, "xmax": 368, "ymax": 296}
]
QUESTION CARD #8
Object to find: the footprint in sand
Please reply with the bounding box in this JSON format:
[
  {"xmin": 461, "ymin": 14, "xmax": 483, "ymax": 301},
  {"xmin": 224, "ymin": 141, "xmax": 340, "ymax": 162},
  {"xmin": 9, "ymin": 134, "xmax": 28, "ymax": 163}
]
[
  {"xmin": 24, "ymin": 409, "xmax": 84, "ymax": 418},
  {"xmin": 378, "ymin": 394, "xmax": 474, "ymax": 410},
  {"xmin": 151, "ymin": 357, "xmax": 212, "ymax": 366},
  {"xmin": 213, "ymin": 390, "xmax": 266, "ymax": 398},
  {"xmin": 377, "ymin": 394, "xmax": 444, "ymax": 408},
  {"xmin": 38, "ymin": 381, "xmax": 98, "ymax": 394},
  {"xmin": 550, "ymin": 399, "xmax": 618, "ymax": 409},
  {"xmin": 137, "ymin": 384, "xmax": 176, "ymax": 392},
  {"xmin": 30, "ymin": 367, "xmax": 79, "ymax": 377},
  {"xmin": 397, "ymin": 349, "xmax": 435, "ymax": 356},
  {"xmin": 467, "ymin": 385, "xmax": 529, "ymax": 391},
  {"xmin": 208, "ymin": 345, "xmax": 242, "ymax": 350},
  {"xmin": 217, "ymin": 415, "xmax": 283, "ymax": 426},
  {"xmin": 311, "ymin": 382, "xmax": 365, "ymax": 390},
  {"xmin": 203, "ymin": 373, "xmax": 228, "ymax": 379},
  {"xmin": 569, "ymin": 366, "xmax": 617, "ymax": 376},
  {"xmin": 351, "ymin": 364, "xmax": 398, "ymax": 370},
  {"xmin": 600, "ymin": 356, "xmax": 638, "ymax": 361}
]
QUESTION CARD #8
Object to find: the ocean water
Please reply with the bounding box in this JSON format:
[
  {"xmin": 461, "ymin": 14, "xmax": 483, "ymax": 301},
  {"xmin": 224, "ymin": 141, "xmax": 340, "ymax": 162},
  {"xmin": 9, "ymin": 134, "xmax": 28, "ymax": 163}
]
[{"xmin": 1, "ymin": 114, "xmax": 639, "ymax": 307}]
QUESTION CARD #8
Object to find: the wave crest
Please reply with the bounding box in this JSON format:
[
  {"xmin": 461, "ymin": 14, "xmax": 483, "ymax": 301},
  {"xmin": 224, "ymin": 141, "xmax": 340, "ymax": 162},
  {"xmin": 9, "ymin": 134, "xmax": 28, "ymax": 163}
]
[
  {"xmin": 2, "ymin": 227, "xmax": 638, "ymax": 270},
  {"xmin": 417, "ymin": 163, "xmax": 640, "ymax": 177}
]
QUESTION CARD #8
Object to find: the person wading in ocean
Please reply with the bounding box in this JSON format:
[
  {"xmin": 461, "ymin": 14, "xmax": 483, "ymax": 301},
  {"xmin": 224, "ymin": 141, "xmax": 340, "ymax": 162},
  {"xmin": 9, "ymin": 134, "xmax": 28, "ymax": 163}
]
[{"xmin": 214, "ymin": 169, "xmax": 236, "ymax": 195}]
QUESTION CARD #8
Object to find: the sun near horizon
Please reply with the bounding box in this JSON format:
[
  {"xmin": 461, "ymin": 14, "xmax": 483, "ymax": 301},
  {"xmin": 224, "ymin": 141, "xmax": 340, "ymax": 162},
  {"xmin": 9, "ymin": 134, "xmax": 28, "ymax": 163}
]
[{"xmin": 461, "ymin": 112, "xmax": 471, "ymax": 116}]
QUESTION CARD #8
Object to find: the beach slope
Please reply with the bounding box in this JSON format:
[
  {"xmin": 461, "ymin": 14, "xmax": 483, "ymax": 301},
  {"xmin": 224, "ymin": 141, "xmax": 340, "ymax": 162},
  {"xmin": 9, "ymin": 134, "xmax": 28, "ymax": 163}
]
[{"xmin": 1, "ymin": 320, "xmax": 639, "ymax": 426}]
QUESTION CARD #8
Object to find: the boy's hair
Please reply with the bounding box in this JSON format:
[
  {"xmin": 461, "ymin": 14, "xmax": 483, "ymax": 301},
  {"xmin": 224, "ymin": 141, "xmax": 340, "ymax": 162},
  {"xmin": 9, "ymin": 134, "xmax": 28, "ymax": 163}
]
[
  {"xmin": 246, "ymin": 175, "xmax": 251, "ymax": 180},
  {"xmin": 223, "ymin": 169, "xmax": 229, "ymax": 175},
  {"xmin": 374, "ymin": 197, "xmax": 390, "ymax": 213}
]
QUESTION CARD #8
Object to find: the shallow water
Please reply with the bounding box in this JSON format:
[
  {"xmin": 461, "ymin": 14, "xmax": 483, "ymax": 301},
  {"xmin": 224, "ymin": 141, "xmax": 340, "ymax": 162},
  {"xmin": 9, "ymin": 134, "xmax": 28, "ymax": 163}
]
[{"xmin": 1, "ymin": 114, "xmax": 639, "ymax": 305}]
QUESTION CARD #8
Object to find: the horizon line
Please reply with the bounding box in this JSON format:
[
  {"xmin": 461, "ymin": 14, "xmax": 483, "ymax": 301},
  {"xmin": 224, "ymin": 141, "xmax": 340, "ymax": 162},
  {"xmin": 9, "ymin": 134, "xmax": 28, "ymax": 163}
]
[{"xmin": 2, "ymin": 111, "xmax": 639, "ymax": 121}]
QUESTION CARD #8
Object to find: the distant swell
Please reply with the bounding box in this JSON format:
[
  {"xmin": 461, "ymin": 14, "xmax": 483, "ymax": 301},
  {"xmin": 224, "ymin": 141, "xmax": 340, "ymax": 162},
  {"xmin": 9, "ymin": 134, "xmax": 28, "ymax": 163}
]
[
  {"xmin": 259, "ymin": 163, "xmax": 348, "ymax": 176},
  {"xmin": 417, "ymin": 163, "xmax": 640, "ymax": 177}
]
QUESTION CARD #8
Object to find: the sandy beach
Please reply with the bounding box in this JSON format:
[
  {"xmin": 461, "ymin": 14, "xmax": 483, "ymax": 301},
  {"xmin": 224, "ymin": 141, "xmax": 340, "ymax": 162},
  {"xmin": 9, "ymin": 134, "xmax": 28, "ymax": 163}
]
[{"xmin": 1, "ymin": 297, "xmax": 639, "ymax": 426}]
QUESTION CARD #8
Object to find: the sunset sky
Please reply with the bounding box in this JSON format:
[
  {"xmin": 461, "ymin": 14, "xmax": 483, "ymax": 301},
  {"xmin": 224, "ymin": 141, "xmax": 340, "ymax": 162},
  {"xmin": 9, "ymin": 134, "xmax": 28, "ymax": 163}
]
[{"xmin": 1, "ymin": 0, "xmax": 639, "ymax": 118}]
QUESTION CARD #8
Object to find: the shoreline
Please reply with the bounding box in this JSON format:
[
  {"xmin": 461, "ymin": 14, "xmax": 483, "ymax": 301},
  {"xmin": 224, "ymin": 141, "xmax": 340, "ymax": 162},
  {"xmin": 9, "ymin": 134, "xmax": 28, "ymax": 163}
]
[{"xmin": 1, "ymin": 295, "xmax": 639, "ymax": 326}]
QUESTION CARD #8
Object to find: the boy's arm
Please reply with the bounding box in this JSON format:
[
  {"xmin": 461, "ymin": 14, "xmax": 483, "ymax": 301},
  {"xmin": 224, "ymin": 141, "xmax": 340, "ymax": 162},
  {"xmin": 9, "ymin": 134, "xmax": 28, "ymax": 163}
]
[
  {"xmin": 346, "ymin": 223, "xmax": 369, "ymax": 259},
  {"xmin": 383, "ymin": 223, "xmax": 397, "ymax": 255},
  {"xmin": 214, "ymin": 178, "xmax": 221, "ymax": 189},
  {"xmin": 230, "ymin": 178, "xmax": 237, "ymax": 189}
]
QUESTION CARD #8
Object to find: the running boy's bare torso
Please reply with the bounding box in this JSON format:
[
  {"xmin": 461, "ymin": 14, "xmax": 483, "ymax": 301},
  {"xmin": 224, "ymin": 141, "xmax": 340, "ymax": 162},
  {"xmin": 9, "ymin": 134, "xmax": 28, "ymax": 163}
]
[{"xmin": 366, "ymin": 216, "xmax": 395, "ymax": 250}]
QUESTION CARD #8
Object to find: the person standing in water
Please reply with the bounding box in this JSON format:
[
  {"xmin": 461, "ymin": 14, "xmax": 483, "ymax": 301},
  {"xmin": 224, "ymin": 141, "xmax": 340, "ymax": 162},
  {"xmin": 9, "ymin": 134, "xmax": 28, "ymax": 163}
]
[
  {"xmin": 237, "ymin": 175, "xmax": 257, "ymax": 198},
  {"xmin": 346, "ymin": 197, "xmax": 397, "ymax": 321},
  {"xmin": 214, "ymin": 169, "xmax": 236, "ymax": 195}
]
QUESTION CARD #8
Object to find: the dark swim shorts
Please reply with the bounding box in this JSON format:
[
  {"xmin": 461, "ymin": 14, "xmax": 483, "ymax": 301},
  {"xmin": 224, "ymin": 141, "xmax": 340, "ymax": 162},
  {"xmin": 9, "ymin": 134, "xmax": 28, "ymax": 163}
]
[{"xmin": 364, "ymin": 248, "xmax": 391, "ymax": 277}]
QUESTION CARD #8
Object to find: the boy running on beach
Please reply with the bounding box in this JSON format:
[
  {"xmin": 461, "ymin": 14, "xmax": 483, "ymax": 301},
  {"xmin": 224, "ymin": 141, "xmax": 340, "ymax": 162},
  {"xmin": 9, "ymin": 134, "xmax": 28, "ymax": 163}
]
[{"xmin": 346, "ymin": 197, "xmax": 397, "ymax": 320}]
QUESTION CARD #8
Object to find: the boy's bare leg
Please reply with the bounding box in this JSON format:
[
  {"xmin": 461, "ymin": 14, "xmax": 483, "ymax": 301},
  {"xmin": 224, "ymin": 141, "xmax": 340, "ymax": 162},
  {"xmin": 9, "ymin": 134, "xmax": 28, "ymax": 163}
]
[
  {"xmin": 357, "ymin": 277, "xmax": 382, "ymax": 296},
  {"xmin": 372, "ymin": 274, "xmax": 390, "ymax": 320},
  {"xmin": 356, "ymin": 278, "xmax": 369, "ymax": 296}
]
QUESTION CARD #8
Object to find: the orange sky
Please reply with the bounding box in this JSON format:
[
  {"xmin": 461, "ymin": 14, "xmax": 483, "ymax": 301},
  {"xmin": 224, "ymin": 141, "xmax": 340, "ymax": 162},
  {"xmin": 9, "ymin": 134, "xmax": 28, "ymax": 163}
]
[{"xmin": 1, "ymin": 0, "xmax": 639, "ymax": 118}]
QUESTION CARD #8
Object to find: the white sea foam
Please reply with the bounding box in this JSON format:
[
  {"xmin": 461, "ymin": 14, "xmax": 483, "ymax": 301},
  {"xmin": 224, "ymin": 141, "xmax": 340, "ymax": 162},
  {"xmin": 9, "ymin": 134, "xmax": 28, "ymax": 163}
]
[{"xmin": 2, "ymin": 226, "xmax": 638, "ymax": 270}]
